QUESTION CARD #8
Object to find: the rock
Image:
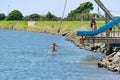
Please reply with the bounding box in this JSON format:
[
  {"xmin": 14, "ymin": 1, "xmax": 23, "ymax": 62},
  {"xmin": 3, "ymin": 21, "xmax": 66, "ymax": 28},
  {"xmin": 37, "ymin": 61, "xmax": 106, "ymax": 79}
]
[
  {"xmin": 61, "ymin": 33, "xmax": 67, "ymax": 36},
  {"xmin": 113, "ymin": 52, "xmax": 120, "ymax": 63},
  {"xmin": 98, "ymin": 51, "xmax": 120, "ymax": 73},
  {"xmin": 98, "ymin": 62, "xmax": 104, "ymax": 68}
]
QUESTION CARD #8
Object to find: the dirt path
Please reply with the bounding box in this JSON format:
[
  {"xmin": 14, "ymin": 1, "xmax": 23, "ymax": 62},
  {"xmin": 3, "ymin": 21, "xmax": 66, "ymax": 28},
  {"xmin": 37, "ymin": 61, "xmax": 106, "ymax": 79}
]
[{"xmin": 28, "ymin": 21, "xmax": 36, "ymax": 27}]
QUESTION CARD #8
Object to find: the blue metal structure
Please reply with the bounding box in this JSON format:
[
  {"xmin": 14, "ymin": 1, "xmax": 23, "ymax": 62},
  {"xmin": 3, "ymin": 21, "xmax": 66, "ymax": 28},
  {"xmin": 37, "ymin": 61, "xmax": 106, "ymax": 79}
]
[{"xmin": 77, "ymin": 17, "xmax": 120, "ymax": 36}]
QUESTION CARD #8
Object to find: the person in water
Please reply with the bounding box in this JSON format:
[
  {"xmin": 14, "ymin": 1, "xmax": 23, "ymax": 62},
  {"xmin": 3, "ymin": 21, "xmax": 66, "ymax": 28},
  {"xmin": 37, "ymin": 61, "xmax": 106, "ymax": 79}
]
[{"xmin": 51, "ymin": 43, "xmax": 58, "ymax": 55}]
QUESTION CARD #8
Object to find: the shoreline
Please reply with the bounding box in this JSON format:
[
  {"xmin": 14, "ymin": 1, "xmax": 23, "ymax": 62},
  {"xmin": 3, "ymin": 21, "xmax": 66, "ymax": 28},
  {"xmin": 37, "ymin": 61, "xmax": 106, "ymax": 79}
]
[{"xmin": 0, "ymin": 21, "xmax": 120, "ymax": 73}]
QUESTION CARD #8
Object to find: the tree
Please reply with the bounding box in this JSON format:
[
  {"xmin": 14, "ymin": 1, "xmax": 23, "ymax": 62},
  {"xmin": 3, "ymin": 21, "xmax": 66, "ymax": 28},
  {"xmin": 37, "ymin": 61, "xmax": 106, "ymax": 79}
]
[
  {"xmin": 29, "ymin": 13, "xmax": 41, "ymax": 21},
  {"xmin": 0, "ymin": 13, "xmax": 5, "ymax": 20},
  {"xmin": 46, "ymin": 12, "xmax": 52, "ymax": 21},
  {"xmin": 67, "ymin": 11, "xmax": 74, "ymax": 21},
  {"xmin": 6, "ymin": 10, "xmax": 23, "ymax": 20},
  {"xmin": 22, "ymin": 16, "xmax": 30, "ymax": 21},
  {"xmin": 74, "ymin": 1, "xmax": 93, "ymax": 14},
  {"xmin": 67, "ymin": 1, "xmax": 94, "ymax": 21},
  {"xmin": 45, "ymin": 12, "xmax": 59, "ymax": 21}
]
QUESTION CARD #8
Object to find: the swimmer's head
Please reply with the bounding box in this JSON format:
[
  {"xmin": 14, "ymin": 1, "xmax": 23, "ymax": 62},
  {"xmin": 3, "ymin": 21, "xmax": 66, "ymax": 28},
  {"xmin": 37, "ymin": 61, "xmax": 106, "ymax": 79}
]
[{"xmin": 53, "ymin": 43, "xmax": 56, "ymax": 45}]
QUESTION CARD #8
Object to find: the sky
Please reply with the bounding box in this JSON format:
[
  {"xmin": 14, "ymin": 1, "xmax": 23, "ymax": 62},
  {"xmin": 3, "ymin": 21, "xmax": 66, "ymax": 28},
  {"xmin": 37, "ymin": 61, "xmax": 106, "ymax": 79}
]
[{"xmin": 0, "ymin": 0, "xmax": 120, "ymax": 17}]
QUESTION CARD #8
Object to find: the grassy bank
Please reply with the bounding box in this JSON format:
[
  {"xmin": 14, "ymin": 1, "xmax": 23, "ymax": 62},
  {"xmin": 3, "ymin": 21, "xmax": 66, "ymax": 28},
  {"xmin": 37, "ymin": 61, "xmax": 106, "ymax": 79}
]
[
  {"xmin": 0, "ymin": 21, "xmax": 105, "ymax": 30},
  {"xmin": 0, "ymin": 21, "xmax": 105, "ymax": 37},
  {"xmin": 0, "ymin": 21, "xmax": 28, "ymax": 30},
  {"xmin": 35, "ymin": 21, "xmax": 105, "ymax": 36},
  {"xmin": 35, "ymin": 21, "xmax": 105, "ymax": 29}
]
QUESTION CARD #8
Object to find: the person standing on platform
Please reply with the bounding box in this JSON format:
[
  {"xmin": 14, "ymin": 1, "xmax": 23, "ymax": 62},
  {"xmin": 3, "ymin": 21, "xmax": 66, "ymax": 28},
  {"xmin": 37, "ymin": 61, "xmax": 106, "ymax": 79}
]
[{"xmin": 90, "ymin": 18, "xmax": 97, "ymax": 30}]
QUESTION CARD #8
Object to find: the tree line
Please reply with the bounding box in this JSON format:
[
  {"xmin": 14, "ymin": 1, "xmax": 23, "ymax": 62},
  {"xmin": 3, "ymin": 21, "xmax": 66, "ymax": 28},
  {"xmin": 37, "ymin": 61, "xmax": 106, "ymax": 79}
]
[{"xmin": 0, "ymin": 1, "xmax": 105, "ymax": 21}]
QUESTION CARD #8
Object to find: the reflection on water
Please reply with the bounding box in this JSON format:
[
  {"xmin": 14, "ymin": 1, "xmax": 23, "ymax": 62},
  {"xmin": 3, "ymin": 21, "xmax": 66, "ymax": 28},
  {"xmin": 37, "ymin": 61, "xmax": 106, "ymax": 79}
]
[{"xmin": 0, "ymin": 30, "xmax": 119, "ymax": 80}]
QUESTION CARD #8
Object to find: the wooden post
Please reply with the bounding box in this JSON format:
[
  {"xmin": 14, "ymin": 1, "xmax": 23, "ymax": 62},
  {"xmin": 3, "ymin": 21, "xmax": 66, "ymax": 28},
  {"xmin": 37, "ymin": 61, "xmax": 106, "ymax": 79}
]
[
  {"xmin": 105, "ymin": 13, "xmax": 112, "ymax": 37},
  {"xmin": 105, "ymin": 43, "xmax": 112, "ymax": 55}
]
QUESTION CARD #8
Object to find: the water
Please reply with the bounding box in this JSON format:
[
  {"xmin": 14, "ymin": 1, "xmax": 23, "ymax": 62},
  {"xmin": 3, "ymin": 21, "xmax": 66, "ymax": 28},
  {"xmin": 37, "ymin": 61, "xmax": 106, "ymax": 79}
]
[{"xmin": 0, "ymin": 30, "xmax": 119, "ymax": 80}]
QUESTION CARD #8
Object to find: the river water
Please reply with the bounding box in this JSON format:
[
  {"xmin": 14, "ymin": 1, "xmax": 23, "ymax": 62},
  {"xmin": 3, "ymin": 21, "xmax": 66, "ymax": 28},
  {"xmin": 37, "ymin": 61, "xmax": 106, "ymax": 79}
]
[{"xmin": 0, "ymin": 30, "xmax": 119, "ymax": 80}]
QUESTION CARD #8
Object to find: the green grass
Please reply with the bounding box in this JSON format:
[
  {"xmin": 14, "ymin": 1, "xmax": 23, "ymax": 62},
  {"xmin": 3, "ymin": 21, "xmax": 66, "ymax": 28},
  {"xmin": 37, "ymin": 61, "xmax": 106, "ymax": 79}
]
[
  {"xmin": 0, "ymin": 21, "xmax": 28, "ymax": 29},
  {"xmin": 35, "ymin": 21, "xmax": 105, "ymax": 29},
  {"xmin": 0, "ymin": 21, "xmax": 105, "ymax": 30},
  {"xmin": 0, "ymin": 21, "xmax": 11, "ymax": 28}
]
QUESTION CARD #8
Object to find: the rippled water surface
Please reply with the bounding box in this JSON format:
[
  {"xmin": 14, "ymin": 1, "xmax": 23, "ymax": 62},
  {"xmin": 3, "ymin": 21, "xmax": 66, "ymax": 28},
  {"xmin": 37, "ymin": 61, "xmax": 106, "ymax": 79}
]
[{"xmin": 0, "ymin": 30, "xmax": 119, "ymax": 80}]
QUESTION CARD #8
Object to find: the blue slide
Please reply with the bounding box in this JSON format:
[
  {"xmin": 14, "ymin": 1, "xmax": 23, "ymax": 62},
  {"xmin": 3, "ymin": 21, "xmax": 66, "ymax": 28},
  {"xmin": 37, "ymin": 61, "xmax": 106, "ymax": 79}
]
[{"xmin": 77, "ymin": 17, "xmax": 120, "ymax": 36}]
